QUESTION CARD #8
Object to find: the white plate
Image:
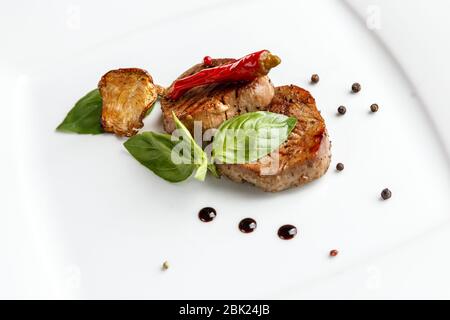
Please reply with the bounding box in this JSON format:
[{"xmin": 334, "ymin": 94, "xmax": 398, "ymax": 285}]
[{"xmin": 1, "ymin": 0, "xmax": 449, "ymax": 299}]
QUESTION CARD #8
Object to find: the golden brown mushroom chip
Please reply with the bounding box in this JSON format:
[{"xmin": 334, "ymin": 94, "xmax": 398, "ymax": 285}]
[{"xmin": 98, "ymin": 68, "xmax": 158, "ymax": 137}]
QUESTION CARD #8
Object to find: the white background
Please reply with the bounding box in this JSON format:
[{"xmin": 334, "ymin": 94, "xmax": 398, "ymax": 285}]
[{"xmin": 1, "ymin": 0, "xmax": 449, "ymax": 299}]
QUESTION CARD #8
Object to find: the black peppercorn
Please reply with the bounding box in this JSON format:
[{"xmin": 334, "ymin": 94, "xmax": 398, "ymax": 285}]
[
  {"xmin": 311, "ymin": 74, "xmax": 320, "ymax": 84},
  {"xmin": 337, "ymin": 106, "xmax": 346, "ymax": 115},
  {"xmin": 370, "ymin": 103, "xmax": 379, "ymax": 112},
  {"xmin": 351, "ymin": 83, "xmax": 361, "ymax": 93},
  {"xmin": 336, "ymin": 163, "xmax": 344, "ymax": 171},
  {"xmin": 381, "ymin": 188, "xmax": 392, "ymax": 200}
]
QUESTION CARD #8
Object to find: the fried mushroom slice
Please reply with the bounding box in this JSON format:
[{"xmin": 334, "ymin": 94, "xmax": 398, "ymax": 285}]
[{"xmin": 99, "ymin": 68, "xmax": 157, "ymax": 137}]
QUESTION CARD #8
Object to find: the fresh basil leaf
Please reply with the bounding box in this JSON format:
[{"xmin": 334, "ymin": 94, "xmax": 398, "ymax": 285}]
[
  {"xmin": 212, "ymin": 111, "xmax": 297, "ymax": 164},
  {"xmin": 56, "ymin": 89, "xmax": 103, "ymax": 134},
  {"xmin": 124, "ymin": 132, "xmax": 195, "ymax": 183},
  {"xmin": 124, "ymin": 113, "xmax": 212, "ymax": 184},
  {"xmin": 207, "ymin": 163, "xmax": 220, "ymax": 178},
  {"xmin": 172, "ymin": 112, "xmax": 208, "ymax": 181}
]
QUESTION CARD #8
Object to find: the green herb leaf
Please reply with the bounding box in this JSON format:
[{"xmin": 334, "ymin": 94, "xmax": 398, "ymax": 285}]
[
  {"xmin": 124, "ymin": 132, "xmax": 195, "ymax": 183},
  {"xmin": 56, "ymin": 89, "xmax": 103, "ymax": 134},
  {"xmin": 124, "ymin": 114, "xmax": 213, "ymax": 183},
  {"xmin": 212, "ymin": 111, "xmax": 297, "ymax": 164},
  {"xmin": 172, "ymin": 112, "xmax": 208, "ymax": 181},
  {"xmin": 207, "ymin": 163, "xmax": 220, "ymax": 178}
]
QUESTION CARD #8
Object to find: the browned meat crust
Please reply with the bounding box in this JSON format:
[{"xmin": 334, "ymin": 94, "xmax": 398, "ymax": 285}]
[
  {"xmin": 160, "ymin": 59, "xmax": 274, "ymax": 134},
  {"xmin": 99, "ymin": 68, "xmax": 157, "ymax": 137},
  {"xmin": 217, "ymin": 85, "xmax": 331, "ymax": 192}
]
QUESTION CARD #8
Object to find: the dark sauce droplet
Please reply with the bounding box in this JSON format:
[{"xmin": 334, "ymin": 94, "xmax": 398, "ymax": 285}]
[
  {"xmin": 278, "ymin": 225, "xmax": 297, "ymax": 240},
  {"xmin": 198, "ymin": 207, "xmax": 216, "ymax": 222},
  {"xmin": 239, "ymin": 218, "xmax": 257, "ymax": 233}
]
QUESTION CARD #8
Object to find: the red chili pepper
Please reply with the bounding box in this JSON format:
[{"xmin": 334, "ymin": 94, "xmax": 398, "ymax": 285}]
[{"xmin": 167, "ymin": 50, "xmax": 281, "ymax": 100}]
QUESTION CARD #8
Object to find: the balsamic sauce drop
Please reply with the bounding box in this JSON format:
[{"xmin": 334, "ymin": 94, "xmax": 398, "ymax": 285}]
[
  {"xmin": 238, "ymin": 218, "xmax": 257, "ymax": 233},
  {"xmin": 198, "ymin": 207, "xmax": 217, "ymax": 222},
  {"xmin": 278, "ymin": 224, "xmax": 297, "ymax": 240}
]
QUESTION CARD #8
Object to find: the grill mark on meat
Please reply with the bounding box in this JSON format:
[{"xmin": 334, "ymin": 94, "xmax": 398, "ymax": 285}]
[
  {"xmin": 161, "ymin": 59, "xmax": 274, "ymax": 134},
  {"xmin": 217, "ymin": 85, "xmax": 331, "ymax": 192}
]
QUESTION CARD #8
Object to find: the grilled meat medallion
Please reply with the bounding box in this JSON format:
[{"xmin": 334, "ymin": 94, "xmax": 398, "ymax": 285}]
[
  {"xmin": 217, "ymin": 85, "xmax": 331, "ymax": 192},
  {"xmin": 161, "ymin": 59, "xmax": 330, "ymax": 192},
  {"xmin": 99, "ymin": 68, "xmax": 157, "ymax": 137},
  {"xmin": 160, "ymin": 59, "xmax": 275, "ymax": 134}
]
